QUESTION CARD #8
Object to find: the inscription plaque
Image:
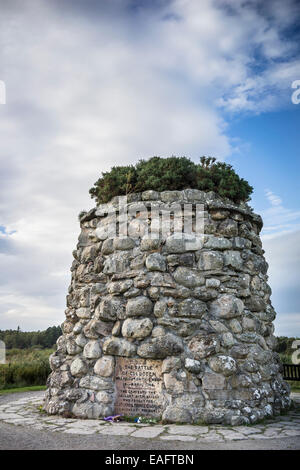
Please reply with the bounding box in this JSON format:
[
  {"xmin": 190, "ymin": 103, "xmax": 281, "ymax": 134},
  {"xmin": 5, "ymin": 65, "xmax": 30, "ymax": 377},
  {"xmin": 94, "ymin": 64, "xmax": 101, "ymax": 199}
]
[{"xmin": 114, "ymin": 357, "xmax": 164, "ymax": 417}]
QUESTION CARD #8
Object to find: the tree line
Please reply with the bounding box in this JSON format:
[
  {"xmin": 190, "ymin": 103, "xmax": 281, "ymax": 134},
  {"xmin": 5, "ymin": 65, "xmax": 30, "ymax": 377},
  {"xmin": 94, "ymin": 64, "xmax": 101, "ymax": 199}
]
[{"xmin": 0, "ymin": 326, "xmax": 62, "ymax": 350}]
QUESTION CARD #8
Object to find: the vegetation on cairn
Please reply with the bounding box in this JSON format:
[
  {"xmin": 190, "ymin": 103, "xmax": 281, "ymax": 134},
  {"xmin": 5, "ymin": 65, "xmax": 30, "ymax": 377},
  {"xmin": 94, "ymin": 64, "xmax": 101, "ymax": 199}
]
[{"xmin": 89, "ymin": 156, "xmax": 253, "ymax": 205}]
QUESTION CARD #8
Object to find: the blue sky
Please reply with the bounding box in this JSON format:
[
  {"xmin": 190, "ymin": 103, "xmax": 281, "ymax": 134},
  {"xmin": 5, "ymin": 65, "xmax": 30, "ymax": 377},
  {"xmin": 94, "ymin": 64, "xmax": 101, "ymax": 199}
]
[{"xmin": 0, "ymin": 0, "xmax": 299, "ymax": 335}]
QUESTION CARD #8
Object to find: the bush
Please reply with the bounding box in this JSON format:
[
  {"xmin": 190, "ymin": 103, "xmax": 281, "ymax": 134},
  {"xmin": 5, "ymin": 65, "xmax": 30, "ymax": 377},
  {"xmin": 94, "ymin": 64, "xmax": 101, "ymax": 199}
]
[
  {"xmin": 89, "ymin": 156, "xmax": 253, "ymax": 205},
  {"xmin": 276, "ymin": 336, "xmax": 300, "ymax": 362},
  {"xmin": 0, "ymin": 348, "xmax": 52, "ymax": 390}
]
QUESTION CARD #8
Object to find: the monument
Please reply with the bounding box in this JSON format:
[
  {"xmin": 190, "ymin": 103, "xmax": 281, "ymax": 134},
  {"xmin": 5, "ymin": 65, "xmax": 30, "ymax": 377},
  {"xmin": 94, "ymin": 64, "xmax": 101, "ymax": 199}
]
[{"xmin": 44, "ymin": 189, "xmax": 291, "ymax": 425}]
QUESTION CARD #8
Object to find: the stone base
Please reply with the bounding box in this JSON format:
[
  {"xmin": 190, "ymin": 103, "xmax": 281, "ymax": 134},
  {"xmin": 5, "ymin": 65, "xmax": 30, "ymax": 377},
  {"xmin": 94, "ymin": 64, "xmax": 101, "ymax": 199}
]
[{"xmin": 44, "ymin": 190, "xmax": 291, "ymax": 425}]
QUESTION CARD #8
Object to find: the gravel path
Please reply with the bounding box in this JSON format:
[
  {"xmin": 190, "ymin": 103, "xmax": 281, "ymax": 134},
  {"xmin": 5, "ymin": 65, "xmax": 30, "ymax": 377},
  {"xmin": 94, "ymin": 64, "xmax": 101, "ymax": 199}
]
[{"xmin": 0, "ymin": 390, "xmax": 299, "ymax": 450}]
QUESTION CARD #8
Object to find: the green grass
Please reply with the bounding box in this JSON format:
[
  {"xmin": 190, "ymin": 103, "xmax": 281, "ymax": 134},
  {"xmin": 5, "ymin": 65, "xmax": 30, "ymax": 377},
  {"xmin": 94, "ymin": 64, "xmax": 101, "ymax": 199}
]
[
  {"xmin": 288, "ymin": 381, "xmax": 300, "ymax": 393},
  {"xmin": 5, "ymin": 348, "xmax": 54, "ymax": 363},
  {"xmin": 0, "ymin": 348, "xmax": 53, "ymax": 390},
  {"xmin": 0, "ymin": 385, "xmax": 47, "ymax": 395}
]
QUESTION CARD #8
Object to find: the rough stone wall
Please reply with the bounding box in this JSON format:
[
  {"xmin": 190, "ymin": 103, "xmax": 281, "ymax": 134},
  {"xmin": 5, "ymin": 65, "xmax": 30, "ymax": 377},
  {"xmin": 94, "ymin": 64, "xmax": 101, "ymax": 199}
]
[{"xmin": 44, "ymin": 189, "xmax": 291, "ymax": 425}]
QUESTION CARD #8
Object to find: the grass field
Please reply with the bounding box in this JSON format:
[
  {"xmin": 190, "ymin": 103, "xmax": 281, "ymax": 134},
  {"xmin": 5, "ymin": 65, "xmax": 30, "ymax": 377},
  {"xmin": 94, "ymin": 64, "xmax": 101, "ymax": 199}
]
[
  {"xmin": 0, "ymin": 385, "xmax": 46, "ymax": 395},
  {"xmin": 0, "ymin": 348, "xmax": 53, "ymax": 390},
  {"xmin": 288, "ymin": 381, "xmax": 300, "ymax": 392}
]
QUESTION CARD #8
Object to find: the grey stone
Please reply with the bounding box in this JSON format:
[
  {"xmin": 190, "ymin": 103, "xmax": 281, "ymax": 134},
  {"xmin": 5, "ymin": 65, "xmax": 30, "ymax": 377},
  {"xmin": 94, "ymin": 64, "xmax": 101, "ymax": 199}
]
[
  {"xmin": 184, "ymin": 358, "xmax": 201, "ymax": 373},
  {"xmin": 204, "ymin": 236, "xmax": 232, "ymax": 250},
  {"xmin": 209, "ymin": 355, "xmax": 237, "ymax": 376},
  {"xmin": 107, "ymin": 280, "xmax": 133, "ymax": 294},
  {"xmin": 140, "ymin": 238, "xmax": 162, "ymax": 251},
  {"xmin": 160, "ymin": 190, "xmax": 183, "ymax": 203},
  {"xmin": 229, "ymin": 318, "xmax": 243, "ymax": 333},
  {"xmin": 83, "ymin": 319, "xmax": 114, "ymax": 338},
  {"xmin": 126, "ymin": 296, "xmax": 153, "ymax": 317},
  {"xmin": 221, "ymin": 332, "xmax": 236, "ymax": 347},
  {"xmin": 232, "ymin": 237, "xmax": 251, "ymax": 250},
  {"xmin": 245, "ymin": 296, "xmax": 267, "ymax": 312},
  {"xmin": 75, "ymin": 333, "xmax": 88, "ymax": 348},
  {"xmin": 49, "ymin": 353, "xmax": 64, "ymax": 371},
  {"xmin": 137, "ymin": 334, "xmax": 183, "ymax": 359},
  {"xmin": 141, "ymin": 190, "xmax": 159, "ymax": 200},
  {"xmin": 230, "ymin": 344, "xmax": 249, "ymax": 359},
  {"xmin": 151, "ymin": 326, "xmax": 165, "ymax": 337},
  {"xmin": 103, "ymin": 253, "xmax": 130, "ymax": 274},
  {"xmin": 230, "ymin": 374, "xmax": 252, "ymax": 389},
  {"xmin": 96, "ymin": 391, "xmax": 113, "ymax": 404},
  {"xmin": 162, "ymin": 356, "xmax": 181, "ymax": 373},
  {"xmin": 210, "ymin": 209, "xmax": 230, "ymax": 220},
  {"xmin": 224, "ymin": 250, "xmax": 243, "ymax": 270},
  {"xmin": 167, "ymin": 253, "xmax": 195, "ymax": 267},
  {"xmin": 72, "ymin": 321, "xmax": 83, "ymax": 335},
  {"xmin": 198, "ymin": 251, "xmax": 224, "ymax": 270},
  {"xmin": 102, "ymin": 337, "xmax": 136, "ymax": 357},
  {"xmin": 218, "ymin": 219, "xmax": 238, "ymax": 237},
  {"xmin": 70, "ymin": 357, "xmax": 88, "ymax": 377},
  {"xmin": 162, "ymin": 406, "xmax": 192, "ymax": 424},
  {"xmin": 164, "ymin": 371, "xmax": 187, "ymax": 394},
  {"xmin": 145, "ymin": 253, "xmax": 166, "ymax": 272},
  {"xmin": 83, "ymin": 340, "xmax": 102, "ymax": 359},
  {"xmin": 242, "ymin": 316, "xmax": 256, "ymax": 331},
  {"xmin": 153, "ymin": 300, "xmax": 168, "ymax": 317},
  {"xmin": 177, "ymin": 298, "xmax": 207, "ymax": 318},
  {"xmin": 209, "ymin": 320, "xmax": 229, "ymax": 333},
  {"xmin": 76, "ymin": 308, "xmax": 91, "ymax": 319},
  {"xmin": 66, "ymin": 340, "xmax": 82, "ymax": 356},
  {"xmin": 206, "ymin": 278, "xmax": 221, "ymax": 288},
  {"xmin": 202, "ymin": 372, "xmax": 226, "ymax": 390},
  {"xmin": 97, "ymin": 296, "xmax": 125, "ymax": 322},
  {"xmin": 165, "ymin": 234, "xmax": 203, "ymax": 253},
  {"xmin": 101, "ymin": 238, "xmax": 114, "ymax": 255},
  {"xmin": 183, "ymin": 189, "xmax": 206, "ymax": 202},
  {"xmin": 188, "ymin": 334, "xmax": 220, "ymax": 359},
  {"xmin": 94, "ymin": 356, "xmax": 114, "ymax": 377},
  {"xmin": 122, "ymin": 317, "xmax": 153, "ymax": 339},
  {"xmin": 173, "ymin": 266, "xmax": 205, "ymax": 288},
  {"xmin": 210, "ymin": 294, "xmax": 244, "ymax": 319},
  {"xmin": 193, "ymin": 287, "xmax": 218, "ymax": 301},
  {"xmin": 113, "ymin": 237, "xmax": 136, "ymax": 251},
  {"xmin": 79, "ymin": 375, "xmax": 112, "ymax": 391}
]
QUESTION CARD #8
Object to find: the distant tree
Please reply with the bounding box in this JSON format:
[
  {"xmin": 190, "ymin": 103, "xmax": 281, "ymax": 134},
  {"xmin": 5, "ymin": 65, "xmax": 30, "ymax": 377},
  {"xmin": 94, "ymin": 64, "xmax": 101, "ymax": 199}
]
[{"xmin": 0, "ymin": 326, "xmax": 62, "ymax": 350}]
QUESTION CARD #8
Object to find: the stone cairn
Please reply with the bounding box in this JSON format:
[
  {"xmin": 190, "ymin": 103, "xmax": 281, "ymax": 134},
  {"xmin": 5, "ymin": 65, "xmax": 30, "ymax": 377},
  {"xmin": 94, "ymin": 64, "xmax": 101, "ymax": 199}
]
[{"xmin": 44, "ymin": 189, "xmax": 291, "ymax": 425}]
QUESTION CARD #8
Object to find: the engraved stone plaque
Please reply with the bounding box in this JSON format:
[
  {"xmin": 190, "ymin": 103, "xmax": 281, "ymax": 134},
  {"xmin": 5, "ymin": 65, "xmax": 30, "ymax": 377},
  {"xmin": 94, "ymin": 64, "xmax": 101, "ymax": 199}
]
[{"xmin": 114, "ymin": 357, "xmax": 164, "ymax": 417}]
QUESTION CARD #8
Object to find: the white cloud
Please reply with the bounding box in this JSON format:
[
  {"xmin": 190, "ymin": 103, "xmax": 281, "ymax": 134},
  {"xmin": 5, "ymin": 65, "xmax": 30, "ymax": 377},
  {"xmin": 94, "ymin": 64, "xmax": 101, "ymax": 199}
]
[
  {"xmin": 261, "ymin": 190, "xmax": 300, "ymax": 239},
  {"xmin": 263, "ymin": 230, "xmax": 300, "ymax": 337},
  {"xmin": 265, "ymin": 190, "xmax": 282, "ymax": 207},
  {"xmin": 261, "ymin": 191, "xmax": 300, "ymax": 336},
  {"xmin": 274, "ymin": 313, "xmax": 300, "ymax": 337},
  {"xmin": 0, "ymin": 0, "xmax": 299, "ymax": 329}
]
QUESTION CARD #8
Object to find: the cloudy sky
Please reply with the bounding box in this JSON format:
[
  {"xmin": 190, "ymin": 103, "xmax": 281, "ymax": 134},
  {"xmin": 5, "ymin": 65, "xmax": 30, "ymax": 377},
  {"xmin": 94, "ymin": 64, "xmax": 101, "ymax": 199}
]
[{"xmin": 0, "ymin": 0, "xmax": 299, "ymax": 336}]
